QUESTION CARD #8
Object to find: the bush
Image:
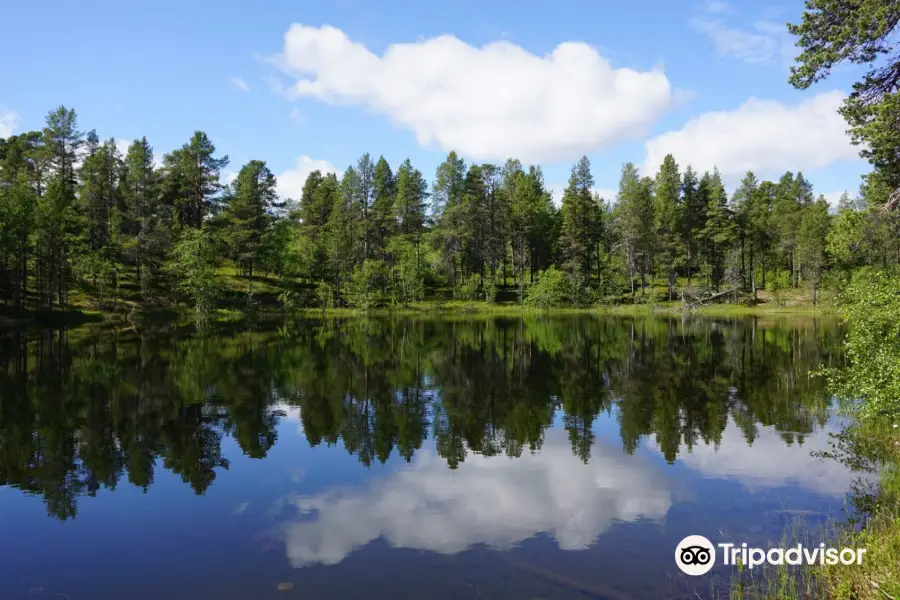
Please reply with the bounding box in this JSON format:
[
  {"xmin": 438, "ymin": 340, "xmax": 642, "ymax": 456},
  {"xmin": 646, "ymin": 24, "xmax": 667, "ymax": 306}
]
[
  {"xmin": 169, "ymin": 226, "xmax": 223, "ymax": 323},
  {"xmin": 457, "ymin": 273, "xmax": 481, "ymax": 301},
  {"xmin": 315, "ymin": 281, "xmax": 336, "ymax": 309},
  {"xmin": 524, "ymin": 267, "xmax": 571, "ymax": 308},
  {"xmin": 344, "ymin": 259, "xmax": 383, "ymax": 309},
  {"xmin": 828, "ymin": 268, "xmax": 900, "ymax": 417},
  {"xmin": 484, "ymin": 278, "xmax": 498, "ymax": 304}
]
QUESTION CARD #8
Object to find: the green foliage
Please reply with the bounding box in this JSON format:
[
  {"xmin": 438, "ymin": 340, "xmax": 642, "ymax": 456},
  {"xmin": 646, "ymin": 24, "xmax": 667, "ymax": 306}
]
[
  {"xmin": 315, "ymin": 280, "xmax": 336, "ymax": 309},
  {"xmin": 828, "ymin": 268, "xmax": 900, "ymax": 417},
  {"xmin": 484, "ymin": 277, "xmax": 498, "ymax": 304},
  {"xmin": 524, "ymin": 266, "xmax": 571, "ymax": 308},
  {"xmin": 654, "ymin": 154, "xmax": 682, "ymax": 298},
  {"xmin": 168, "ymin": 226, "xmax": 223, "ymax": 321},
  {"xmin": 457, "ymin": 273, "xmax": 481, "ymax": 302},
  {"xmin": 160, "ymin": 131, "xmax": 228, "ymax": 228},
  {"xmin": 789, "ymin": 0, "xmax": 900, "ymax": 206},
  {"xmin": 387, "ymin": 237, "xmax": 425, "ymax": 306},
  {"xmin": 344, "ymin": 258, "xmax": 383, "ymax": 309},
  {"xmin": 220, "ymin": 159, "xmax": 277, "ymax": 278},
  {"xmin": 2, "ymin": 106, "xmax": 898, "ymax": 317},
  {"xmin": 560, "ymin": 156, "xmax": 601, "ymax": 283}
]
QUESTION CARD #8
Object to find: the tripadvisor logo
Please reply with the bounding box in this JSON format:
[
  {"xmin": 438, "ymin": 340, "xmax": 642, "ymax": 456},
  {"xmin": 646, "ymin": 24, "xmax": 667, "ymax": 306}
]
[
  {"xmin": 675, "ymin": 535, "xmax": 868, "ymax": 576},
  {"xmin": 675, "ymin": 535, "xmax": 716, "ymax": 576}
]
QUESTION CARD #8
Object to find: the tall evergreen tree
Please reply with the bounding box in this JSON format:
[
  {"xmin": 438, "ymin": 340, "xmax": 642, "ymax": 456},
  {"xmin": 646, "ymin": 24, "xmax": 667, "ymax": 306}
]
[
  {"xmin": 699, "ymin": 169, "xmax": 735, "ymax": 291},
  {"xmin": 432, "ymin": 152, "xmax": 467, "ymax": 294},
  {"xmin": 559, "ymin": 156, "xmax": 600, "ymax": 292},
  {"xmin": 653, "ymin": 154, "xmax": 682, "ymax": 299},
  {"xmin": 120, "ymin": 137, "xmax": 159, "ymax": 297},
  {"xmin": 797, "ymin": 196, "xmax": 831, "ymax": 304},
  {"xmin": 221, "ymin": 160, "xmax": 278, "ymax": 282},
  {"xmin": 162, "ymin": 132, "xmax": 228, "ymax": 229},
  {"xmin": 371, "ymin": 156, "xmax": 395, "ymax": 258},
  {"xmin": 616, "ymin": 163, "xmax": 654, "ymax": 295}
]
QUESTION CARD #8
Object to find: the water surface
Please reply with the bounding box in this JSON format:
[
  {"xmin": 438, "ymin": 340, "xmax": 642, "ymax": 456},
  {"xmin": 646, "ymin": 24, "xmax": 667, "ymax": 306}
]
[{"xmin": 0, "ymin": 315, "xmax": 856, "ymax": 599}]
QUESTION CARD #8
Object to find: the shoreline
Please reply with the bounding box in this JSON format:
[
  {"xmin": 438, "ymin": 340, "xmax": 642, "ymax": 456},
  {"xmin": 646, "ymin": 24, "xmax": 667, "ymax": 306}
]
[{"xmin": 1, "ymin": 300, "xmax": 840, "ymax": 330}]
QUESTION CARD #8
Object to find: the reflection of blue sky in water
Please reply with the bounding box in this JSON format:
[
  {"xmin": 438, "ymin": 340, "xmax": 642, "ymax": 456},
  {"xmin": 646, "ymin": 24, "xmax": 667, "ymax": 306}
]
[
  {"xmin": 275, "ymin": 411, "xmax": 861, "ymax": 570},
  {"xmin": 660, "ymin": 417, "xmax": 861, "ymax": 497}
]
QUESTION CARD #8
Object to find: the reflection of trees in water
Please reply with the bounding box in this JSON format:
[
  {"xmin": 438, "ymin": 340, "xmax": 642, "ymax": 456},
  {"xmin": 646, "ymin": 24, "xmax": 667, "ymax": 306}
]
[{"xmin": 0, "ymin": 316, "xmax": 841, "ymax": 520}]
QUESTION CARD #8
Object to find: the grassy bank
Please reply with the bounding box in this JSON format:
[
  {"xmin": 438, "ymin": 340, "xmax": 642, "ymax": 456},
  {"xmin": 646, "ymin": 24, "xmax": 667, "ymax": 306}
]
[
  {"xmin": 2, "ymin": 265, "xmax": 839, "ymax": 329},
  {"xmin": 2, "ymin": 292, "xmax": 837, "ymax": 330}
]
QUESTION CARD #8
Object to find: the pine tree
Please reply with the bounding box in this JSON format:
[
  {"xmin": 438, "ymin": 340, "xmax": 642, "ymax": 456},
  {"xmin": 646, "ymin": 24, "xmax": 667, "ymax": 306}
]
[
  {"xmin": 394, "ymin": 159, "xmax": 427, "ymax": 240},
  {"xmin": 371, "ymin": 156, "xmax": 395, "ymax": 259},
  {"xmin": 354, "ymin": 153, "xmax": 376, "ymax": 260},
  {"xmin": 653, "ymin": 154, "xmax": 682, "ymax": 299},
  {"xmin": 481, "ymin": 163, "xmax": 506, "ymax": 283},
  {"xmin": 121, "ymin": 137, "xmax": 159, "ymax": 298},
  {"xmin": 39, "ymin": 106, "xmax": 83, "ymax": 309},
  {"xmin": 432, "ymin": 152, "xmax": 467, "ymax": 294},
  {"xmin": 797, "ymin": 196, "xmax": 831, "ymax": 305},
  {"xmin": 680, "ymin": 166, "xmax": 702, "ymax": 287},
  {"xmin": 0, "ymin": 132, "xmax": 41, "ymax": 307},
  {"xmin": 221, "ymin": 160, "xmax": 277, "ymax": 283},
  {"xmin": 162, "ymin": 132, "xmax": 228, "ymax": 229},
  {"xmin": 699, "ymin": 169, "xmax": 735, "ymax": 292},
  {"xmin": 559, "ymin": 157, "xmax": 600, "ymax": 289},
  {"xmin": 616, "ymin": 163, "xmax": 654, "ymax": 295}
]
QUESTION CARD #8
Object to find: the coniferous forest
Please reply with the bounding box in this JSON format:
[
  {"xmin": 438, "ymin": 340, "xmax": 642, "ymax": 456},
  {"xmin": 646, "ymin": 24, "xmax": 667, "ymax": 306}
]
[{"xmin": 1, "ymin": 105, "xmax": 898, "ymax": 320}]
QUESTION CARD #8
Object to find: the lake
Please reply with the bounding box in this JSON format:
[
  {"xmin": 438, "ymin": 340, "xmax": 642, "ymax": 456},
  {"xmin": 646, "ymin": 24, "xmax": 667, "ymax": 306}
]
[{"xmin": 0, "ymin": 315, "xmax": 859, "ymax": 599}]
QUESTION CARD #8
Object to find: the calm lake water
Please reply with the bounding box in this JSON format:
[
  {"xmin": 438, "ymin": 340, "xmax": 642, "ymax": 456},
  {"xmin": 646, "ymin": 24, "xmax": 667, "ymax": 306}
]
[{"xmin": 0, "ymin": 315, "xmax": 859, "ymax": 600}]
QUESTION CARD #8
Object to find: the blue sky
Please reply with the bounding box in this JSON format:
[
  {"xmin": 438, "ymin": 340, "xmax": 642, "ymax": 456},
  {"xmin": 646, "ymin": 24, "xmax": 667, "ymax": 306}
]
[{"xmin": 1, "ymin": 0, "xmax": 870, "ymax": 206}]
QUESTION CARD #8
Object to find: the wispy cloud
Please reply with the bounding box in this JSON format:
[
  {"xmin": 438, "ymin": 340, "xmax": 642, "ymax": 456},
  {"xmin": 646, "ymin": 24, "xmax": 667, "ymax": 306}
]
[
  {"xmin": 704, "ymin": 0, "xmax": 732, "ymax": 15},
  {"xmin": 689, "ymin": 3, "xmax": 795, "ymax": 66},
  {"xmin": 289, "ymin": 107, "xmax": 306, "ymax": 124},
  {"xmin": 230, "ymin": 76, "xmax": 250, "ymax": 93}
]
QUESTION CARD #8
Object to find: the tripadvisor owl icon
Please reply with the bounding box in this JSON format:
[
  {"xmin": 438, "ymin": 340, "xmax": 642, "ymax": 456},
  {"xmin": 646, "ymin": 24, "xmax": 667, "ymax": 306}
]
[{"xmin": 675, "ymin": 535, "xmax": 716, "ymax": 576}]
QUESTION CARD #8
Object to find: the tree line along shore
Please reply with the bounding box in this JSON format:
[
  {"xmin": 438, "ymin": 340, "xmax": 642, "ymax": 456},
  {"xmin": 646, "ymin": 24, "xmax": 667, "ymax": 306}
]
[{"xmin": 1, "ymin": 108, "xmax": 895, "ymax": 323}]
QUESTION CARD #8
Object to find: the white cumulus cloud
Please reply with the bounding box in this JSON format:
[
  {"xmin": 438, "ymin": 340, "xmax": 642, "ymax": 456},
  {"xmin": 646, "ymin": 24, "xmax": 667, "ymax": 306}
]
[
  {"xmin": 275, "ymin": 24, "xmax": 677, "ymax": 163},
  {"xmin": 0, "ymin": 109, "xmax": 20, "ymax": 138},
  {"xmin": 642, "ymin": 91, "xmax": 860, "ymax": 184},
  {"xmin": 280, "ymin": 430, "xmax": 672, "ymax": 568},
  {"xmin": 276, "ymin": 155, "xmax": 338, "ymax": 200}
]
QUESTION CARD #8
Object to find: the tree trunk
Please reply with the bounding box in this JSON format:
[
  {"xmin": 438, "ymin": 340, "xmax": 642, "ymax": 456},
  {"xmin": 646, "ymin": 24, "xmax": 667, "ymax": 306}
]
[{"xmin": 750, "ymin": 244, "xmax": 756, "ymax": 301}]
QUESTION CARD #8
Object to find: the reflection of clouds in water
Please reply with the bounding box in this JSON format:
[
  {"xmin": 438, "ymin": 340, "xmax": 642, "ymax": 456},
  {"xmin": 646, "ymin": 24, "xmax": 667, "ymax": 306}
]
[
  {"xmin": 666, "ymin": 418, "xmax": 860, "ymax": 496},
  {"xmin": 282, "ymin": 430, "xmax": 672, "ymax": 568},
  {"xmin": 272, "ymin": 403, "xmax": 304, "ymax": 435}
]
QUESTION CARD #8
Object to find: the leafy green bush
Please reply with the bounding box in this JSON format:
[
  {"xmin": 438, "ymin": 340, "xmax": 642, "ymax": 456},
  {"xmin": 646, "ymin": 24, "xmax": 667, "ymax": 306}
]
[
  {"xmin": 168, "ymin": 226, "xmax": 223, "ymax": 323},
  {"xmin": 344, "ymin": 259, "xmax": 383, "ymax": 309},
  {"xmin": 315, "ymin": 281, "xmax": 336, "ymax": 309},
  {"xmin": 387, "ymin": 238, "xmax": 425, "ymax": 306},
  {"xmin": 827, "ymin": 268, "xmax": 900, "ymax": 417},
  {"xmin": 457, "ymin": 273, "xmax": 481, "ymax": 301},
  {"xmin": 524, "ymin": 267, "xmax": 571, "ymax": 308},
  {"xmin": 484, "ymin": 278, "xmax": 498, "ymax": 303}
]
